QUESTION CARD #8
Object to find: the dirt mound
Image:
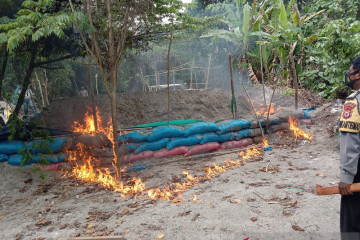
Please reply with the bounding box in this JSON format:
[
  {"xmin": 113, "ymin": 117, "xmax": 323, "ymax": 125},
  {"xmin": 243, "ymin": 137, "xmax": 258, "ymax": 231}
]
[{"xmin": 38, "ymin": 88, "xmax": 253, "ymax": 130}]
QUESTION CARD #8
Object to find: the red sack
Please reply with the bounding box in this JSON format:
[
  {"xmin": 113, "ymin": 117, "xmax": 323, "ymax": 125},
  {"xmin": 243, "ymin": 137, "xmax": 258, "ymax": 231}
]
[
  {"xmin": 184, "ymin": 142, "xmax": 220, "ymax": 157},
  {"xmin": 40, "ymin": 162, "xmax": 62, "ymax": 171},
  {"xmin": 123, "ymin": 151, "xmax": 154, "ymax": 162},
  {"xmin": 153, "ymin": 146, "xmax": 189, "ymax": 159},
  {"xmin": 220, "ymin": 138, "xmax": 253, "ymax": 150}
]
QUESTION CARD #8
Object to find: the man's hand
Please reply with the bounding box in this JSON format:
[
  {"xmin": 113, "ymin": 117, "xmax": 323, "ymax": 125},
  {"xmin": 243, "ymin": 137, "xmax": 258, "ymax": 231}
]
[{"xmin": 339, "ymin": 182, "xmax": 353, "ymax": 196}]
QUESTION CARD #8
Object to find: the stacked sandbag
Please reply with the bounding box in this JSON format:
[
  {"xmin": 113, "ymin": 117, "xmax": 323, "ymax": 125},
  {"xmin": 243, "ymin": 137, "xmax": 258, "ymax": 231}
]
[{"xmin": 0, "ymin": 137, "xmax": 68, "ymax": 166}]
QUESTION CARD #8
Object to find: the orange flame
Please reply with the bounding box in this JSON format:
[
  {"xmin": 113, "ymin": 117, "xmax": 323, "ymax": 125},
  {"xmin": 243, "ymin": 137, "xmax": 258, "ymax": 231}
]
[
  {"xmin": 289, "ymin": 117, "xmax": 313, "ymax": 141},
  {"xmin": 262, "ymin": 138, "xmax": 269, "ymax": 148},
  {"xmin": 255, "ymin": 104, "xmax": 277, "ymax": 116}
]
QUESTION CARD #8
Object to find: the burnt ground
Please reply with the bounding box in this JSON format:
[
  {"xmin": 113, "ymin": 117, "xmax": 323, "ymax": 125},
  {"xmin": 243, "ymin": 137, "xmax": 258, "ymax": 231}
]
[{"xmin": 0, "ymin": 86, "xmax": 345, "ymax": 240}]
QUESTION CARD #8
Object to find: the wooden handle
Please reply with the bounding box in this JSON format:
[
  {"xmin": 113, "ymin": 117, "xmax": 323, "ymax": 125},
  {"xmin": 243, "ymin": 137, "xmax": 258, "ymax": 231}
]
[{"xmin": 316, "ymin": 183, "xmax": 360, "ymax": 195}]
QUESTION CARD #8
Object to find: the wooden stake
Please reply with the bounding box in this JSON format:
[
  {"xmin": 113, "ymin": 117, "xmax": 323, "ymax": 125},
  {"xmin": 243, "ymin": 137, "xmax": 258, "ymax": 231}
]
[
  {"xmin": 190, "ymin": 59, "xmax": 194, "ymax": 89},
  {"xmin": 265, "ymin": 87, "xmax": 276, "ymax": 129},
  {"xmin": 241, "ymin": 83, "xmax": 265, "ymax": 139},
  {"xmin": 167, "ymin": 22, "xmax": 174, "ymax": 125},
  {"xmin": 229, "ymin": 53, "xmax": 236, "ymax": 119},
  {"xmin": 205, "ymin": 54, "xmax": 212, "ymax": 89},
  {"xmin": 289, "ymin": 41, "xmax": 299, "ymax": 109},
  {"xmin": 259, "ymin": 23, "xmax": 266, "ymax": 106}
]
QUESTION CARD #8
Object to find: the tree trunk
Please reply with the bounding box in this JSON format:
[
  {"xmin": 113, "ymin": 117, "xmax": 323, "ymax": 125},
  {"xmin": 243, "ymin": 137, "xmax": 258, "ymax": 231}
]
[
  {"xmin": 87, "ymin": 64, "xmax": 98, "ymax": 131},
  {"xmin": 13, "ymin": 44, "xmax": 37, "ymax": 116},
  {"xmin": 34, "ymin": 70, "xmax": 45, "ymax": 107},
  {"xmin": 109, "ymin": 72, "xmax": 120, "ymax": 179},
  {"xmin": 0, "ymin": 50, "xmax": 9, "ymax": 100}
]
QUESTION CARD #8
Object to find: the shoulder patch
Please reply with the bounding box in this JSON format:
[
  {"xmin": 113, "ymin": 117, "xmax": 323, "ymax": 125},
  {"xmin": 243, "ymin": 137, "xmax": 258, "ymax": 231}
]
[{"xmin": 342, "ymin": 102, "xmax": 357, "ymax": 119}]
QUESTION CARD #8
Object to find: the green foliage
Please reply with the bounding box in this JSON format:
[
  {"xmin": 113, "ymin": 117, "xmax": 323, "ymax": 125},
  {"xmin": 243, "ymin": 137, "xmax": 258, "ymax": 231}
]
[
  {"xmin": 283, "ymin": 88, "xmax": 294, "ymax": 95},
  {"xmin": 300, "ymin": 0, "xmax": 360, "ymax": 98}
]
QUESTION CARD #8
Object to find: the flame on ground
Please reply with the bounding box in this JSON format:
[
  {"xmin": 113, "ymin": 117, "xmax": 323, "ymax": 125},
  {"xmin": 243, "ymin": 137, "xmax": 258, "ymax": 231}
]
[
  {"xmin": 63, "ymin": 144, "xmax": 262, "ymax": 202},
  {"xmin": 254, "ymin": 104, "xmax": 278, "ymax": 116},
  {"xmin": 262, "ymin": 138, "xmax": 269, "ymax": 148},
  {"xmin": 289, "ymin": 117, "xmax": 313, "ymax": 141}
]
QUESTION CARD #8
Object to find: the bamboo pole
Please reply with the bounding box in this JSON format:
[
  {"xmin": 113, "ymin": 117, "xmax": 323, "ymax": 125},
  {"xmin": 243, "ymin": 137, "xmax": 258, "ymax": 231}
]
[
  {"xmin": 34, "ymin": 70, "xmax": 45, "ymax": 107},
  {"xmin": 190, "ymin": 59, "xmax": 194, "ymax": 89},
  {"xmin": 289, "ymin": 41, "xmax": 299, "ymax": 109},
  {"xmin": 265, "ymin": 87, "xmax": 276, "ymax": 129},
  {"xmin": 167, "ymin": 23, "xmax": 174, "ymax": 125},
  {"xmin": 205, "ymin": 54, "xmax": 212, "ymax": 89},
  {"xmin": 229, "ymin": 54, "xmax": 236, "ymax": 119},
  {"xmin": 241, "ymin": 83, "xmax": 265, "ymax": 139},
  {"xmin": 259, "ymin": 22, "xmax": 266, "ymax": 106}
]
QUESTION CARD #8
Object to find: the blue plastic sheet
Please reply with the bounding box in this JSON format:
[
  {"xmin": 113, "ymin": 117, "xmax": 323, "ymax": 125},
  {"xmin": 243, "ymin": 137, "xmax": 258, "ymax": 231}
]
[
  {"xmin": 167, "ymin": 135, "xmax": 203, "ymax": 150},
  {"xmin": 135, "ymin": 138, "xmax": 170, "ymax": 153},
  {"xmin": 184, "ymin": 122, "xmax": 220, "ymax": 137},
  {"xmin": 148, "ymin": 126, "xmax": 184, "ymax": 142}
]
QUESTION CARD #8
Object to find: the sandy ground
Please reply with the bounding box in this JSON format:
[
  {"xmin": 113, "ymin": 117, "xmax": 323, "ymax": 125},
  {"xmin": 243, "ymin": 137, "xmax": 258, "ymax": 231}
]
[{"xmin": 0, "ymin": 87, "xmax": 344, "ymax": 240}]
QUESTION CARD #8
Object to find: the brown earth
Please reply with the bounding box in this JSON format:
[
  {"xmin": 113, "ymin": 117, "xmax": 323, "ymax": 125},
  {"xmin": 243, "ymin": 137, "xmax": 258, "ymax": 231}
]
[{"xmin": 1, "ymin": 86, "xmax": 346, "ymax": 240}]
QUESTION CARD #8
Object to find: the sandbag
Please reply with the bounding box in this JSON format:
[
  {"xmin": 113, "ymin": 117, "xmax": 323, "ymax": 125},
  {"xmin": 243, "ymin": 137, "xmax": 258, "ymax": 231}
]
[
  {"xmin": 184, "ymin": 142, "xmax": 220, "ymax": 157},
  {"xmin": 276, "ymin": 108, "xmax": 307, "ymax": 121},
  {"xmin": 40, "ymin": 162, "xmax": 62, "ymax": 171},
  {"xmin": 220, "ymin": 138, "xmax": 253, "ymax": 150},
  {"xmin": 118, "ymin": 131, "xmax": 149, "ymax": 144},
  {"xmin": 167, "ymin": 135, "xmax": 203, "ymax": 150},
  {"xmin": 27, "ymin": 137, "xmax": 67, "ymax": 154},
  {"xmin": 8, "ymin": 154, "xmax": 65, "ymax": 166},
  {"xmin": 0, "ymin": 154, "xmax": 7, "ymax": 162},
  {"xmin": 250, "ymin": 116, "xmax": 282, "ymax": 129},
  {"xmin": 200, "ymin": 132, "xmax": 236, "ymax": 144},
  {"xmin": 0, "ymin": 141, "xmax": 24, "ymax": 154},
  {"xmin": 184, "ymin": 122, "xmax": 220, "ymax": 137},
  {"xmin": 71, "ymin": 133, "xmax": 109, "ymax": 149},
  {"xmin": 153, "ymin": 146, "xmax": 189, "ymax": 159},
  {"xmin": 148, "ymin": 126, "xmax": 184, "ymax": 142},
  {"xmin": 235, "ymin": 129, "xmax": 252, "ymax": 140},
  {"xmin": 123, "ymin": 151, "xmax": 154, "ymax": 163},
  {"xmin": 135, "ymin": 138, "xmax": 170, "ymax": 153},
  {"xmin": 267, "ymin": 122, "xmax": 289, "ymax": 134},
  {"xmin": 219, "ymin": 120, "xmax": 253, "ymax": 133}
]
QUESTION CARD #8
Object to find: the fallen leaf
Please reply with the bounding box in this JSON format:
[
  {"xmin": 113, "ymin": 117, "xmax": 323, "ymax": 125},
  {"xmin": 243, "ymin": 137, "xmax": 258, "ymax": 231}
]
[
  {"xmin": 118, "ymin": 220, "xmax": 124, "ymax": 224},
  {"xmin": 85, "ymin": 228, "xmax": 95, "ymax": 234},
  {"xmin": 149, "ymin": 173, "xmax": 154, "ymax": 178},
  {"xmin": 316, "ymin": 172, "xmax": 324, "ymax": 177},
  {"xmin": 230, "ymin": 198, "xmax": 241, "ymax": 204},
  {"xmin": 157, "ymin": 233, "xmax": 165, "ymax": 239},
  {"xmin": 191, "ymin": 213, "xmax": 200, "ymax": 221},
  {"xmin": 250, "ymin": 217, "xmax": 258, "ymax": 222},
  {"xmin": 288, "ymin": 161, "xmax": 293, "ymax": 166},
  {"xmin": 87, "ymin": 224, "xmax": 93, "ymax": 228},
  {"xmin": 123, "ymin": 209, "xmax": 130, "ymax": 215},
  {"xmin": 290, "ymin": 201, "xmax": 298, "ymax": 207},
  {"xmin": 0, "ymin": 215, "xmax": 4, "ymax": 220},
  {"xmin": 178, "ymin": 211, "xmax": 191, "ymax": 217},
  {"xmin": 87, "ymin": 216, "xmax": 96, "ymax": 221},
  {"xmin": 123, "ymin": 229, "xmax": 130, "ymax": 234},
  {"xmin": 35, "ymin": 219, "xmax": 49, "ymax": 226},
  {"xmin": 292, "ymin": 225, "xmax": 304, "ymax": 231}
]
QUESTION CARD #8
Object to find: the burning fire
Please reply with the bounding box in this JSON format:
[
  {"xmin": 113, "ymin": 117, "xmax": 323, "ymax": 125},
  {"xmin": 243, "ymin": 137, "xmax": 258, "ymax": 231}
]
[
  {"xmin": 255, "ymin": 104, "xmax": 278, "ymax": 116},
  {"xmin": 63, "ymin": 143, "xmax": 263, "ymax": 202},
  {"xmin": 262, "ymin": 138, "xmax": 269, "ymax": 148},
  {"xmin": 72, "ymin": 106, "xmax": 114, "ymax": 140},
  {"xmin": 289, "ymin": 117, "xmax": 313, "ymax": 141}
]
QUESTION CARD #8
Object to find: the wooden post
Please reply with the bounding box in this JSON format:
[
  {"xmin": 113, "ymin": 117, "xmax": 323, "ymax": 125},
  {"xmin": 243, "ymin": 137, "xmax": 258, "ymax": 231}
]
[
  {"xmin": 172, "ymin": 70, "xmax": 175, "ymax": 86},
  {"xmin": 289, "ymin": 41, "xmax": 299, "ymax": 109},
  {"xmin": 205, "ymin": 54, "xmax": 212, "ymax": 89},
  {"xmin": 190, "ymin": 59, "xmax": 194, "ymax": 90},
  {"xmin": 95, "ymin": 73, "xmax": 99, "ymax": 95},
  {"xmin": 259, "ymin": 26, "xmax": 266, "ymax": 106},
  {"xmin": 229, "ymin": 54, "xmax": 236, "ymax": 119},
  {"xmin": 167, "ymin": 22, "xmax": 174, "ymax": 125},
  {"xmin": 87, "ymin": 64, "xmax": 98, "ymax": 132}
]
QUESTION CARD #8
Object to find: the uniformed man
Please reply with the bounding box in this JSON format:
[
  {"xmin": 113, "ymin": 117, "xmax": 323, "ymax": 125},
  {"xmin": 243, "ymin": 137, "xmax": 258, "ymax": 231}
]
[{"xmin": 339, "ymin": 56, "xmax": 360, "ymax": 239}]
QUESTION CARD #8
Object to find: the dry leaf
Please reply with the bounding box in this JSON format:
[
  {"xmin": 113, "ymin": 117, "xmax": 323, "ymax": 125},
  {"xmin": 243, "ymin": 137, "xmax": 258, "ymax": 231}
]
[
  {"xmin": 85, "ymin": 228, "xmax": 95, "ymax": 234},
  {"xmin": 118, "ymin": 220, "xmax": 124, "ymax": 224},
  {"xmin": 149, "ymin": 173, "xmax": 154, "ymax": 178},
  {"xmin": 230, "ymin": 198, "xmax": 241, "ymax": 204},
  {"xmin": 178, "ymin": 211, "xmax": 191, "ymax": 217},
  {"xmin": 292, "ymin": 225, "xmax": 304, "ymax": 231},
  {"xmin": 0, "ymin": 215, "xmax": 4, "ymax": 220},
  {"xmin": 288, "ymin": 161, "xmax": 293, "ymax": 166},
  {"xmin": 87, "ymin": 216, "xmax": 96, "ymax": 221},
  {"xmin": 316, "ymin": 172, "xmax": 324, "ymax": 177},
  {"xmin": 35, "ymin": 219, "xmax": 48, "ymax": 226},
  {"xmin": 123, "ymin": 209, "xmax": 130, "ymax": 215},
  {"xmin": 290, "ymin": 201, "xmax": 298, "ymax": 207},
  {"xmin": 157, "ymin": 233, "xmax": 165, "ymax": 239},
  {"xmin": 250, "ymin": 217, "xmax": 258, "ymax": 222},
  {"xmin": 123, "ymin": 229, "xmax": 130, "ymax": 234},
  {"xmin": 87, "ymin": 224, "xmax": 93, "ymax": 228}
]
